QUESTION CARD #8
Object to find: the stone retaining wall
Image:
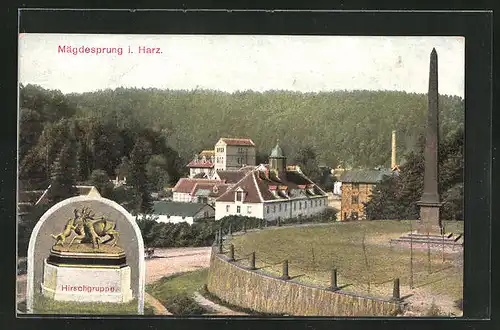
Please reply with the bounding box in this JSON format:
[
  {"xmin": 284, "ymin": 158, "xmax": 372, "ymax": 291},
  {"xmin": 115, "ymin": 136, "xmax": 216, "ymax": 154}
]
[{"xmin": 207, "ymin": 248, "xmax": 401, "ymax": 316}]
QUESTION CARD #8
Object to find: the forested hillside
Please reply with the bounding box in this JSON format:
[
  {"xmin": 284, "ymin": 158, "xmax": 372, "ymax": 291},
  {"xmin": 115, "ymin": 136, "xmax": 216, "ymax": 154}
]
[
  {"xmin": 19, "ymin": 84, "xmax": 464, "ymax": 195},
  {"xmin": 67, "ymin": 88, "xmax": 464, "ymax": 168}
]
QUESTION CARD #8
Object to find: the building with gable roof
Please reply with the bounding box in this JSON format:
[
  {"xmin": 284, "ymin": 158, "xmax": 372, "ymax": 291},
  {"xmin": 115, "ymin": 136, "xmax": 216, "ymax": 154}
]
[
  {"xmin": 172, "ymin": 178, "xmax": 225, "ymax": 202},
  {"xmin": 214, "ymin": 143, "xmax": 328, "ymax": 221},
  {"xmin": 187, "ymin": 150, "xmax": 216, "ymax": 178},
  {"xmin": 339, "ymin": 168, "xmax": 393, "ymax": 221},
  {"xmin": 214, "ymin": 138, "xmax": 256, "ymax": 171}
]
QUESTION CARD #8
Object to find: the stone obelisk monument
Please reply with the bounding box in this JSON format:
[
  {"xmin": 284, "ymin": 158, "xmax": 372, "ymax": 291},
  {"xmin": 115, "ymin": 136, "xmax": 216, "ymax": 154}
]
[{"xmin": 417, "ymin": 48, "xmax": 443, "ymax": 234}]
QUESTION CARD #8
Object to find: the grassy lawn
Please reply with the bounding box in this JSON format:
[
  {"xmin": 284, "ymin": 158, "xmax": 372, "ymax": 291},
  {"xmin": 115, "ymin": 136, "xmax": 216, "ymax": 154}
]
[
  {"xmin": 230, "ymin": 221, "xmax": 463, "ymax": 302},
  {"xmin": 32, "ymin": 293, "xmax": 152, "ymax": 315},
  {"xmin": 146, "ymin": 269, "xmax": 209, "ymax": 315}
]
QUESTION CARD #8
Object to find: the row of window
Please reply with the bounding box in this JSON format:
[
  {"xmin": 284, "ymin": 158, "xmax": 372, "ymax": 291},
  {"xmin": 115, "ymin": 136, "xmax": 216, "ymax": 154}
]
[
  {"xmin": 266, "ymin": 199, "xmax": 326, "ymax": 214},
  {"xmin": 226, "ymin": 205, "xmax": 251, "ymax": 214},
  {"xmin": 216, "ymin": 147, "xmax": 225, "ymax": 152}
]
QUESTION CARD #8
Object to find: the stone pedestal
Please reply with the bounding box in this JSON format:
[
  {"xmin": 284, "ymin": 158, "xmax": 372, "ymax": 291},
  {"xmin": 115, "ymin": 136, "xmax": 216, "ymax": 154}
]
[
  {"xmin": 417, "ymin": 201, "xmax": 443, "ymax": 234},
  {"xmin": 40, "ymin": 245, "xmax": 133, "ymax": 303}
]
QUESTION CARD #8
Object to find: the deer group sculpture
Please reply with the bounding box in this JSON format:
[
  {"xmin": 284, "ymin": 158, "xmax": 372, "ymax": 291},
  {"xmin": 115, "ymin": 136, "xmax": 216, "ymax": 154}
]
[{"xmin": 51, "ymin": 206, "xmax": 120, "ymax": 249}]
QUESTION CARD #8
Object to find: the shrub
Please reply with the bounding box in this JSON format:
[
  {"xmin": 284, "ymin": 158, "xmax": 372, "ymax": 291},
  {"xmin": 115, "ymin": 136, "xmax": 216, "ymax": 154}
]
[
  {"xmin": 136, "ymin": 211, "xmax": 338, "ymax": 249},
  {"xmin": 165, "ymin": 294, "xmax": 206, "ymax": 316}
]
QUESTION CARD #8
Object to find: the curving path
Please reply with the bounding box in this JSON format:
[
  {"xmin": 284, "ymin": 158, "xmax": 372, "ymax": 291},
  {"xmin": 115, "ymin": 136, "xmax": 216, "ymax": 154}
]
[
  {"xmin": 145, "ymin": 247, "xmax": 212, "ymax": 284},
  {"xmin": 193, "ymin": 291, "xmax": 248, "ymax": 316}
]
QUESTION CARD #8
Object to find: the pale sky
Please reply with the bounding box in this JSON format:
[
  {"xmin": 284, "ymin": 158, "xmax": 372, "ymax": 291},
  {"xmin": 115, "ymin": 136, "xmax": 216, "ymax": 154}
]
[{"xmin": 18, "ymin": 34, "xmax": 464, "ymax": 97}]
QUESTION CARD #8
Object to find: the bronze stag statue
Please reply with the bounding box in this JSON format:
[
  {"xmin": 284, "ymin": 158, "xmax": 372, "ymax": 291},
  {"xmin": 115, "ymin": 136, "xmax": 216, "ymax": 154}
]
[{"xmin": 52, "ymin": 206, "xmax": 120, "ymax": 250}]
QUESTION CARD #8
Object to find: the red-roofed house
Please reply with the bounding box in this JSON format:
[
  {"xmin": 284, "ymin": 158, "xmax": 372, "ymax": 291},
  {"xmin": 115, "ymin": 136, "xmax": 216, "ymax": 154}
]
[
  {"xmin": 214, "ymin": 143, "xmax": 328, "ymax": 221},
  {"xmin": 172, "ymin": 178, "xmax": 224, "ymax": 202},
  {"xmin": 190, "ymin": 182, "xmax": 232, "ymax": 206},
  {"xmin": 187, "ymin": 150, "xmax": 215, "ymax": 178},
  {"xmin": 214, "ymin": 137, "xmax": 256, "ymax": 172}
]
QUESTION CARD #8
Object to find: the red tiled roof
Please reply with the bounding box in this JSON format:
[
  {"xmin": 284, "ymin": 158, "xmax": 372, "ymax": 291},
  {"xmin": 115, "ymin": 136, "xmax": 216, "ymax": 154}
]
[
  {"xmin": 215, "ymin": 170, "xmax": 247, "ymax": 184},
  {"xmin": 219, "ymin": 138, "xmax": 255, "ymax": 146},
  {"xmin": 187, "ymin": 161, "xmax": 215, "ymax": 168},
  {"xmin": 211, "ymin": 184, "xmax": 232, "ymax": 198},
  {"xmin": 173, "ymin": 178, "xmax": 224, "ymax": 194},
  {"xmin": 216, "ymin": 166, "xmax": 327, "ymax": 203},
  {"xmin": 191, "ymin": 182, "xmax": 217, "ymax": 196},
  {"xmin": 190, "ymin": 182, "xmax": 233, "ymax": 198},
  {"xmin": 216, "ymin": 171, "xmax": 264, "ymax": 203}
]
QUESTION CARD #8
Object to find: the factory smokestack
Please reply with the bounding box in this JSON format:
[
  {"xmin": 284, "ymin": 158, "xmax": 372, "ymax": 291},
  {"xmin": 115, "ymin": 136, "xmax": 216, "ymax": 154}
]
[{"xmin": 391, "ymin": 130, "xmax": 397, "ymax": 169}]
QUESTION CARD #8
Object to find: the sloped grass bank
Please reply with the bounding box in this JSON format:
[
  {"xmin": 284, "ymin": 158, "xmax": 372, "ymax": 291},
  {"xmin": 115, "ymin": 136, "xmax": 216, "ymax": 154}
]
[
  {"xmin": 146, "ymin": 269, "xmax": 209, "ymax": 316},
  {"xmin": 230, "ymin": 221, "xmax": 463, "ymax": 304}
]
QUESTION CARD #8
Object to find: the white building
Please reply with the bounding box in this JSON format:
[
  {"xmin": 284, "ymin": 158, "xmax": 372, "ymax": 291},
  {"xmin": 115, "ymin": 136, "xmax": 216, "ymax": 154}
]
[
  {"xmin": 149, "ymin": 201, "xmax": 215, "ymax": 225},
  {"xmin": 214, "ymin": 138, "xmax": 256, "ymax": 171},
  {"xmin": 187, "ymin": 150, "xmax": 215, "ymax": 178},
  {"xmin": 172, "ymin": 178, "xmax": 225, "ymax": 202},
  {"xmin": 214, "ymin": 143, "xmax": 328, "ymax": 221}
]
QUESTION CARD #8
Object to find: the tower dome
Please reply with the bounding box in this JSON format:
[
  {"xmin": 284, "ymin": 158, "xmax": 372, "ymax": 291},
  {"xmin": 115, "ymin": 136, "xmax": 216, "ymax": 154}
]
[
  {"xmin": 269, "ymin": 141, "xmax": 286, "ymax": 172},
  {"xmin": 270, "ymin": 143, "xmax": 285, "ymax": 158}
]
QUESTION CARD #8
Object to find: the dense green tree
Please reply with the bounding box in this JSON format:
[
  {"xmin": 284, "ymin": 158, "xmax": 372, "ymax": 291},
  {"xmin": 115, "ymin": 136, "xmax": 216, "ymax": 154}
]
[
  {"xmin": 67, "ymin": 88, "xmax": 464, "ymax": 168},
  {"xmin": 146, "ymin": 154, "xmax": 170, "ymax": 192},
  {"xmin": 75, "ymin": 139, "xmax": 90, "ymax": 182},
  {"xmin": 115, "ymin": 156, "xmax": 131, "ymax": 179},
  {"xmin": 110, "ymin": 185, "xmax": 140, "ymax": 211},
  {"xmin": 364, "ymin": 127, "xmax": 464, "ymax": 221},
  {"xmin": 88, "ymin": 169, "xmax": 114, "ymax": 198},
  {"xmin": 293, "ymin": 146, "xmax": 322, "ymax": 183},
  {"xmin": 317, "ymin": 167, "xmax": 336, "ymax": 192},
  {"xmin": 47, "ymin": 142, "xmax": 78, "ymax": 204},
  {"xmin": 129, "ymin": 138, "xmax": 153, "ymax": 213}
]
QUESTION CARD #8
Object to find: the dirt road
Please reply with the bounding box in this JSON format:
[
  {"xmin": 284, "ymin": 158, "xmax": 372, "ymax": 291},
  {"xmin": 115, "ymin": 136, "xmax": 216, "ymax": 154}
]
[{"xmin": 145, "ymin": 247, "xmax": 212, "ymax": 284}]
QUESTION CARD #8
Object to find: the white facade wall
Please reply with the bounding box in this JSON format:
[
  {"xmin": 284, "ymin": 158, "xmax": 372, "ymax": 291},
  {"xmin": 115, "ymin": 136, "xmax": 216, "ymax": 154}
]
[
  {"xmin": 215, "ymin": 202, "xmax": 264, "ymax": 220},
  {"xmin": 262, "ymin": 197, "xmax": 328, "ymax": 221},
  {"xmin": 151, "ymin": 206, "xmax": 215, "ymax": 225},
  {"xmin": 172, "ymin": 192, "xmax": 192, "ymax": 203},
  {"xmin": 156, "ymin": 215, "xmax": 195, "ymax": 225},
  {"xmin": 189, "ymin": 167, "xmax": 214, "ymax": 178},
  {"xmin": 215, "ymin": 197, "xmax": 328, "ymax": 221}
]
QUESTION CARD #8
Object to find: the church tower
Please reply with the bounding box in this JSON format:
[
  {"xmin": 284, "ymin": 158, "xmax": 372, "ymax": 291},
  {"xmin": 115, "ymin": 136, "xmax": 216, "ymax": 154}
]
[{"xmin": 269, "ymin": 142, "xmax": 286, "ymax": 173}]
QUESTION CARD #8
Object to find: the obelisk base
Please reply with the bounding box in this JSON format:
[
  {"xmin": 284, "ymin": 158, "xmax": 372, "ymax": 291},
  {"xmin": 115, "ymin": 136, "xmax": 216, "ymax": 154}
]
[{"xmin": 416, "ymin": 201, "xmax": 443, "ymax": 234}]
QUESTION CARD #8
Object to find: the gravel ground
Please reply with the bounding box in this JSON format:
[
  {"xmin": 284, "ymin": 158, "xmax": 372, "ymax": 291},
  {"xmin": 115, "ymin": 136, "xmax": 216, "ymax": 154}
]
[{"xmin": 145, "ymin": 247, "xmax": 212, "ymax": 284}]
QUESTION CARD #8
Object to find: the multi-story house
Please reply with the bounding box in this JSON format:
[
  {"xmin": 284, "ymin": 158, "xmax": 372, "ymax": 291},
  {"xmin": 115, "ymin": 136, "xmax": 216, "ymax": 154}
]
[
  {"xmin": 339, "ymin": 168, "xmax": 393, "ymax": 221},
  {"xmin": 214, "ymin": 143, "xmax": 328, "ymax": 221},
  {"xmin": 214, "ymin": 138, "xmax": 256, "ymax": 171}
]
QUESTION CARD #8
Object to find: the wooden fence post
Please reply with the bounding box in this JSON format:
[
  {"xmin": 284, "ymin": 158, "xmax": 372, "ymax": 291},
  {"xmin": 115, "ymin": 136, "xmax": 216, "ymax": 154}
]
[
  {"xmin": 250, "ymin": 252, "xmax": 256, "ymax": 270},
  {"xmin": 243, "ymin": 222, "xmax": 246, "ymax": 233},
  {"xmin": 218, "ymin": 240, "xmax": 223, "ymax": 254},
  {"xmin": 330, "ymin": 268, "xmax": 339, "ymax": 291},
  {"xmin": 281, "ymin": 259, "xmax": 290, "ymax": 280},
  {"xmin": 228, "ymin": 224, "xmax": 232, "ymax": 236},
  {"xmin": 229, "ymin": 244, "xmax": 235, "ymax": 261},
  {"xmin": 277, "ymin": 218, "xmax": 281, "ymax": 227},
  {"xmin": 392, "ymin": 278, "xmax": 400, "ymax": 301}
]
